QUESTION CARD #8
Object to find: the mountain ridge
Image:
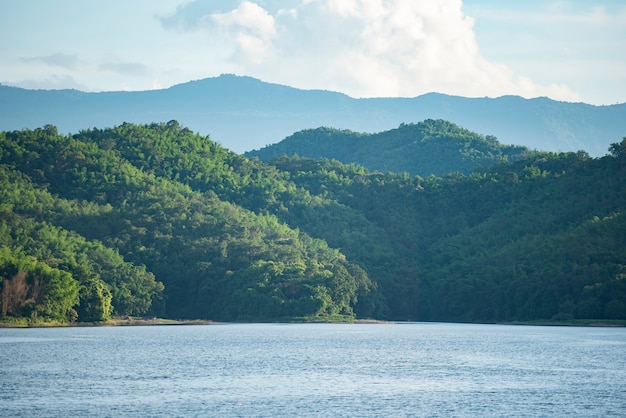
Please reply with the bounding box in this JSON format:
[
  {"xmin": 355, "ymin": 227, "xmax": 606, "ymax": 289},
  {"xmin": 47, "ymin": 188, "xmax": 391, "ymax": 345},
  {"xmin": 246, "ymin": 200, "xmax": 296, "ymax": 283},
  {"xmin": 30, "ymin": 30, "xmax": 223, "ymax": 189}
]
[
  {"xmin": 245, "ymin": 119, "xmax": 535, "ymax": 177},
  {"xmin": 1, "ymin": 74, "xmax": 625, "ymax": 156}
]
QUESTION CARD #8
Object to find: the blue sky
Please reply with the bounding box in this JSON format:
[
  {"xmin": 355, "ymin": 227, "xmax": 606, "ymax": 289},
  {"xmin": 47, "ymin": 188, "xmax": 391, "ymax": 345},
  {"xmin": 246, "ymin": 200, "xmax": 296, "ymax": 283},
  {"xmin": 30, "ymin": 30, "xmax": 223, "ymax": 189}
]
[{"xmin": 1, "ymin": 0, "xmax": 624, "ymax": 104}]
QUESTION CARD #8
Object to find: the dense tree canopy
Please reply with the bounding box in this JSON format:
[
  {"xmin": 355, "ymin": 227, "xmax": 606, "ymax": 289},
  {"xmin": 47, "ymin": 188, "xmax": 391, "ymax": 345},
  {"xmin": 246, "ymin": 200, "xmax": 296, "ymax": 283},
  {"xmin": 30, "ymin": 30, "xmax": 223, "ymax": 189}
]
[
  {"xmin": 1, "ymin": 122, "xmax": 625, "ymax": 324},
  {"xmin": 0, "ymin": 123, "xmax": 373, "ymax": 322},
  {"xmin": 246, "ymin": 119, "xmax": 534, "ymax": 177}
]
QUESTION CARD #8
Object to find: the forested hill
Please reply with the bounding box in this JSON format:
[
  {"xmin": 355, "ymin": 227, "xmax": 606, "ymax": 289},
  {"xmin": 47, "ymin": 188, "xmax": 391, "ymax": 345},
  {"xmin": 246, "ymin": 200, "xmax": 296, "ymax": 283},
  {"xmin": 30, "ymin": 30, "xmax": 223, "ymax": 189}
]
[
  {"xmin": 2, "ymin": 74, "xmax": 625, "ymax": 156},
  {"xmin": 245, "ymin": 119, "xmax": 534, "ymax": 176},
  {"xmin": 0, "ymin": 123, "xmax": 374, "ymax": 323},
  {"xmin": 1, "ymin": 121, "xmax": 626, "ymax": 324}
]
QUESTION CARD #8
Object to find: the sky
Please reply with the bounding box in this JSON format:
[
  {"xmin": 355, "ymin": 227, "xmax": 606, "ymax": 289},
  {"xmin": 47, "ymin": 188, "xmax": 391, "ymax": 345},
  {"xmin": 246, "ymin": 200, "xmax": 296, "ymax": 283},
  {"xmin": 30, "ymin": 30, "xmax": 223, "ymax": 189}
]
[{"xmin": 1, "ymin": 0, "xmax": 625, "ymax": 105}]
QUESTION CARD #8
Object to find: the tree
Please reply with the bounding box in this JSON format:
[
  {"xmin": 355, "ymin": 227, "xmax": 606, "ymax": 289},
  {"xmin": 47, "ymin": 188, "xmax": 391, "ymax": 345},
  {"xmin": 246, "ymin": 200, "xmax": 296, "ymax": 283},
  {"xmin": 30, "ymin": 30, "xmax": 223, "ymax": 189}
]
[
  {"xmin": 77, "ymin": 279, "xmax": 113, "ymax": 322},
  {"xmin": 608, "ymin": 138, "xmax": 626, "ymax": 158}
]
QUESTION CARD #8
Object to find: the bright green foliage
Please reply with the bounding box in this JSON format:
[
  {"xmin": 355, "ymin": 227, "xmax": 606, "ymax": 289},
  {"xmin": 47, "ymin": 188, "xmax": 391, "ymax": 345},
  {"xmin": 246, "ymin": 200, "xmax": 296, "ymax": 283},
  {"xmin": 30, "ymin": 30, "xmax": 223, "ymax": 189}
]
[
  {"xmin": 77, "ymin": 279, "xmax": 113, "ymax": 322},
  {"xmin": 0, "ymin": 170, "xmax": 165, "ymax": 321},
  {"xmin": 0, "ymin": 247, "xmax": 79, "ymax": 322},
  {"xmin": 1, "ymin": 123, "xmax": 625, "ymax": 323},
  {"xmin": 246, "ymin": 120, "xmax": 534, "ymax": 176},
  {"xmin": 0, "ymin": 123, "xmax": 373, "ymax": 322}
]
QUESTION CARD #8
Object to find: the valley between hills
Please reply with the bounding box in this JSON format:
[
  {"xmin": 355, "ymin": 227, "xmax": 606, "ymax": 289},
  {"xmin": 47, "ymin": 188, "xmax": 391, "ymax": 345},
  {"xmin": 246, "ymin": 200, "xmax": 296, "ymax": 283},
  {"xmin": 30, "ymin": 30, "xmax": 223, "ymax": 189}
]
[{"xmin": 1, "ymin": 118, "xmax": 625, "ymax": 325}]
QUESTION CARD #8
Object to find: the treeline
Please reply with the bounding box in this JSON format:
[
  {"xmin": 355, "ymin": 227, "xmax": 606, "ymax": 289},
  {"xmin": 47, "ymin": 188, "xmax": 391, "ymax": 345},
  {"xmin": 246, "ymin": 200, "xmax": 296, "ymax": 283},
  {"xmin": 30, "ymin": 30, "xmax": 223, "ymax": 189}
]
[
  {"xmin": 246, "ymin": 119, "xmax": 534, "ymax": 176},
  {"xmin": 1, "ymin": 121, "xmax": 625, "ymax": 324}
]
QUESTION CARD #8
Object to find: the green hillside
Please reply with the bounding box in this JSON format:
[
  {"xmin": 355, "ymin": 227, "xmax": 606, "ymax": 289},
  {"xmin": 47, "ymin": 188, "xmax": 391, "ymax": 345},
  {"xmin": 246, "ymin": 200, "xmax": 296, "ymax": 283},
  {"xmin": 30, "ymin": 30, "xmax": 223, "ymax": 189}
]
[
  {"xmin": 1, "ymin": 121, "xmax": 625, "ymax": 324},
  {"xmin": 246, "ymin": 119, "xmax": 534, "ymax": 176},
  {"xmin": 0, "ymin": 123, "xmax": 373, "ymax": 323},
  {"xmin": 266, "ymin": 148, "xmax": 626, "ymax": 321}
]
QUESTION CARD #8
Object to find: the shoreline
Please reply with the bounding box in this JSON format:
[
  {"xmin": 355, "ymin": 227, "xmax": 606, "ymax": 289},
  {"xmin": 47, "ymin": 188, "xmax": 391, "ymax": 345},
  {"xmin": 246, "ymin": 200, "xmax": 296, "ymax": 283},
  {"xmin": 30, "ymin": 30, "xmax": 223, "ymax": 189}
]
[
  {"xmin": 1, "ymin": 318, "xmax": 624, "ymax": 329},
  {"xmin": 0, "ymin": 318, "xmax": 395, "ymax": 328},
  {"xmin": 0, "ymin": 318, "xmax": 219, "ymax": 328},
  {"xmin": 497, "ymin": 319, "xmax": 626, "ymax": 327}
]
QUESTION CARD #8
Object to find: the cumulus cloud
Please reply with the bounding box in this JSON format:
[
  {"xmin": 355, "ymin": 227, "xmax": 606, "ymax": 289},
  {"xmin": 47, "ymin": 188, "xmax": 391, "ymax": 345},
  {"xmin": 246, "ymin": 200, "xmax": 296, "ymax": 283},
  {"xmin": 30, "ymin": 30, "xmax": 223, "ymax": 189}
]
[
  {"xmin": 160, "ymin": 0, "xmax": 581, "ymax": 100},
  {"xmin": 208, "ymin": 2, "xmax": 278, "ymax": 64}
]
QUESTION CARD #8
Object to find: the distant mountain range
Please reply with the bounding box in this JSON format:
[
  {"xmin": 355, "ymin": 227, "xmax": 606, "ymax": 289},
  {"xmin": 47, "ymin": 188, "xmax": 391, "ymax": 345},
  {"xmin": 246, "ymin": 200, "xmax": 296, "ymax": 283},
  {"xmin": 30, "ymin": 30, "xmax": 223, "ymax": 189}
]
[{"xmin": 1, "ymin": 74, "xmax": 625, "ymax": 156}]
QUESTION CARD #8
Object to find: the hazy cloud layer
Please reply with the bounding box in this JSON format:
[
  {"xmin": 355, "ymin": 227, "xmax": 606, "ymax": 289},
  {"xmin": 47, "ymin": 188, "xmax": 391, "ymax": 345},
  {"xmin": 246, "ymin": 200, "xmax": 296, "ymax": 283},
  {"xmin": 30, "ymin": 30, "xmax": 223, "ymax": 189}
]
[
  {"xmin": 160, "ymin": 0, "xmax": 580, "ymax": 100},
  {"xmin": 21, "ymin": 53, "xmax": 80, "ymax": 70},
  {"xmin": 99, "ymin": 61, "xmax": 150, "ymax": 77},
  {"xmin": 8, "ymin": 74, "xmax": 88, "ymax": 91}
]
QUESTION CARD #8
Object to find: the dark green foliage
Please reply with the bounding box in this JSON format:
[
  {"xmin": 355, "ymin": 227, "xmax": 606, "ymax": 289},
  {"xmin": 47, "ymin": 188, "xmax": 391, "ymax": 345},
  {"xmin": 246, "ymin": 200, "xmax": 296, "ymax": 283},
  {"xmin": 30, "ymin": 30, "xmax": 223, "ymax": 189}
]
[
  {"xmin": 263, "ymin": 140, "xmax": 626, "ymax": 322},
  {"xmin": 0, "ymin": 123, "xmax": 373, "ymax": 322},
  {"xmin": 246, "ymin": 120, "xmax": 534, "ymax": 176},
  {"xmin": 1, "ymin": 122, "xmax": 625, "ymax": 323}
]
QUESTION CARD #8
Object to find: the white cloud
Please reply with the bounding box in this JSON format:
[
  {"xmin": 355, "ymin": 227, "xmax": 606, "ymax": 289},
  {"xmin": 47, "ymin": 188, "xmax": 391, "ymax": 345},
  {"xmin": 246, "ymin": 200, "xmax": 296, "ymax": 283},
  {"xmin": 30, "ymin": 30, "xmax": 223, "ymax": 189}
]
[
  {"xmin": 208, "ymin": 1, "xmax": 277, "ymax": 64},
  {"xmin": 209, "ymin": 1, "xmax": 276, "ymax": 36},
  {"xmin": 161, "ymin": 0, "xmax": 582, "ymax": 101},
  {"xmin": 8, "ymin": 0, "xmax": 620, "ymax": 102}
]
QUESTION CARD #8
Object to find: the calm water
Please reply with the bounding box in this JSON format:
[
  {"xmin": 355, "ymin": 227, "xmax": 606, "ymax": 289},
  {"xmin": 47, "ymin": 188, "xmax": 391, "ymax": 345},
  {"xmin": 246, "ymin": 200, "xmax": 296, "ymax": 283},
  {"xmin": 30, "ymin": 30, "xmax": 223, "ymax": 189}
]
[{"xmin": 1, "ymin": 323, "xmax": 625, "ymax": 417}]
